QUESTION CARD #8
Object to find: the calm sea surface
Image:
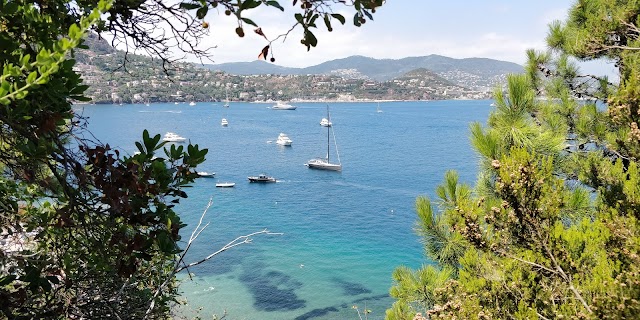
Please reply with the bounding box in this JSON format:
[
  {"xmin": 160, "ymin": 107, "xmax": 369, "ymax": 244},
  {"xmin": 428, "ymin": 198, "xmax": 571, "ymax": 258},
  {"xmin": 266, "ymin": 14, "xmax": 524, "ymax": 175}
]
[{"xmin": 77, "ymin": 100, "xmax": 491, "ymax": 320}]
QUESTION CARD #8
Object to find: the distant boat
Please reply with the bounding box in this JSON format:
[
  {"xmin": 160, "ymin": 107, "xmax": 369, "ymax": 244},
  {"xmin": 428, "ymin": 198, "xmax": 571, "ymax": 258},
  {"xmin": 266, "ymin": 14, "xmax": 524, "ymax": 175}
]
[
  {"xmin": 162, "ymin": 132, "xmax": 186, "ymax": 142},
  {"xmin": 272, "ymin": 101, "xmax": 297, "ymax": 110},
  {"xmin": 189, "ymin": 101, "xmax": 196, "ymax": 106},
  {"xmin": 376, "ymin": 102, "xmax": 383, "ymax": 113},
  {"xmin": 307, "ymin": 106, "xmax": 342, "ymax": 171},
  {"xmin": 248, "ymin": 174, "xmax": 276, "ymax": 183},
  {"xmin": 174, "ymin": 102, "xmax": 179, "ymax": 105},
  {"xmin": 197, "ymin": 171, "xmax": 215, "ymax": 178},
  {"xmin": 216, "ymin": 182, "xmax": 235, "ymax": 188},
  {"xmin": 320, "ymin": 118, "xmax": 332, "ymax": 127},
  {"xmin": 276, "ymin": 133, "xmax": 293, "ymax": 146},
  {"xmin": 221, "ymin": 118, "xmax": 228, "ymax": 127},
  {"xmin": 490, "ymin": 102, "xmax": 496, "ymax": 107}
]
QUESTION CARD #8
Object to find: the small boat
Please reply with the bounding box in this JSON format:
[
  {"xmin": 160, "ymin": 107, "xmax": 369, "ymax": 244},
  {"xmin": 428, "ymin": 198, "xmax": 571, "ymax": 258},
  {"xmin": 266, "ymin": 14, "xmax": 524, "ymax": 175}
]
[
  {"xmin": 307, "ymin": 106, "xmax": 342, "ymax": 171},
  {"xmin": 320, "ymin": 118, "xmax": 332, "ymax": 127},
  {"xmin": 162, "ymin": 132, "xmax": 187, "ymax": 142},
  {"xmin": 376, "ymin": 102, "xmax": 383, "ymax": 113},
  {"xmin": 276, "ymin": 133, "xmax": 293, "ymax": 146},
  {"xmin": 272, "ymin": 101, "xmax": 297, "ymax": 110},
  {"xmin": 216, "ymin": 182, "xmax": 235, "ymax": 188},
  {"xmin": 248, "ymin": 174, "xmax": 276, "ymax": 183},
  {"xmin": 221, "ymin": 118, "xmax": 228, "ymax": 127},
  {"xmin": 189, "ymin": 101, "xmax": 196, "ymax": 106},
  {"xmin": 174, "ymin": 102, "xmax": 179, "ymax": 105},
  {"xmin": 197, "ymin": 171, "xmax": 215, "ymax": 178}
]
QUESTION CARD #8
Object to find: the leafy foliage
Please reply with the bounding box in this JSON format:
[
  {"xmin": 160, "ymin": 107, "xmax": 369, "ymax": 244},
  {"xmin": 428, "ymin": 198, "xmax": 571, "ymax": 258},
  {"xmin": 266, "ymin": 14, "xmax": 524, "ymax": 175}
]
[
  {"xmin": 1, "ymin": 0, "xmax": 385, "ymax": 318},
  {"xmin": 387, "ymin": 1, "xmax": 640, "ymax": 318}
]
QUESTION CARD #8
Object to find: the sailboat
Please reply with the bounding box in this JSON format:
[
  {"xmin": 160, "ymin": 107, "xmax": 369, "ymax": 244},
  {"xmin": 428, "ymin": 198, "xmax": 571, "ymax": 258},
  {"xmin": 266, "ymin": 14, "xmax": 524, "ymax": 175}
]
[
  {"xmin": 223, "ymin": 88, "xmax": 230, "ymax": 108},
  {"xmin": 376, "ymin": 101, "xmax": 383, "ymax": 113},
  {"xmin": 306, "ymin": 106, "xmax": 342, "ymax": 171}
]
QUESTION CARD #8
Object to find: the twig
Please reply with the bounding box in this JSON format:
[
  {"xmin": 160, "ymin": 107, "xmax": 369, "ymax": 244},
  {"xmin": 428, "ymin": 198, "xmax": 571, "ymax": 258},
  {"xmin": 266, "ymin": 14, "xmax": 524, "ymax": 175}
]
[{"xmin": 176, "ymin": 229, "xmax": 282, "ymax": 272}]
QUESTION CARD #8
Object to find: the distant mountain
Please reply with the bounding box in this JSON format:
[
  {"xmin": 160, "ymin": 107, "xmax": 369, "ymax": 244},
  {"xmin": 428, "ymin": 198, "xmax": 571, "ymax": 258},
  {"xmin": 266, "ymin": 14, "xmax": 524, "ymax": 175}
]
[
  {"xmin": 396, "ymin": 68, "xmax": 455, "ymax": 87},
  {"xmin": 202, "ymin": 54, "xmax": 523, "ymax": 86},
  {"xmin": 203, "ymin": 60, "xmax": 293, "ymax": 75}
]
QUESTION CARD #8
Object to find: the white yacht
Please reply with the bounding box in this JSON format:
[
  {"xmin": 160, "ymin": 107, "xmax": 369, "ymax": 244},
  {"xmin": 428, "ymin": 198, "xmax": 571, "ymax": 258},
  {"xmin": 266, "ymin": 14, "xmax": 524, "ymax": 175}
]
[
  {"xmin": 320, "ymin": 118, "xmax": 332, "ymax": 127},
  {"xmin": 162, "ymin": 132, "xmax": 186, "ymax": 142},
  {"xmin": 272, "ymin": 101, "xmax": 297, "ymax": 110},
  {"xmin": 276, "ymin": 133, "xmax": 293, "ymax": 146},
  {"xmin": 221, "ymin": 118, "xmax": 228, "ymax": 127},
  {"xmin": 189, "ymin": 101, "xmax": 196, "ymax": 106},
  {"xmin": 197, "ymin": 171, "xmax": 215, "ymax": 178}
]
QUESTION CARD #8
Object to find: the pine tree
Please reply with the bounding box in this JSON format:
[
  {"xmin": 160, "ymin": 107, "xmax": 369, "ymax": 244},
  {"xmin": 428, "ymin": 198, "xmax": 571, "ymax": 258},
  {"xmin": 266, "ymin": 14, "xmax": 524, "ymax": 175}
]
[{"xmin": 388, "ymin": 1, "xmax": 640, "ymax": 318}]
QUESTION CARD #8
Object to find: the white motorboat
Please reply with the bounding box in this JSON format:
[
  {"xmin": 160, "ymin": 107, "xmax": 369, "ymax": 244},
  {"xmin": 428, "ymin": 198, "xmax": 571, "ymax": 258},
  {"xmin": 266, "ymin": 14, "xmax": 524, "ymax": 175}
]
[
  {"xmin": 221, "ymin": 118, "xmax": 228, "ymax": 127},
  {"xmin": 197, "ymin": 171, "xmax": 215, "ymax": 178},
  {"xmin": 216, "ymin": 182, "xmax": 235, "ymax": 188},
  {"xmin": 276, "ymin": 133, "xmax": 293, "ymax": 146},
  {"xmin": 189, "ymin": 101, "xmax": 196, "ymax": 106},
  {"xmin": 248, "ymin": 174, "xmax": 276, "ymax": 183},
  {"xmin": 307, "ymin": 106, "xmax": 342, "ymax": 171},
  {"xmin": 320, "ymin": 118, "xmax": 332, "ymax": 127},
  {"xmin": 272, "ymin": 101, "xmax": 297, "ymax": 110},
  {"xmin": 162, "ymin": 132, "xmax": 186, "ymax": 142}
]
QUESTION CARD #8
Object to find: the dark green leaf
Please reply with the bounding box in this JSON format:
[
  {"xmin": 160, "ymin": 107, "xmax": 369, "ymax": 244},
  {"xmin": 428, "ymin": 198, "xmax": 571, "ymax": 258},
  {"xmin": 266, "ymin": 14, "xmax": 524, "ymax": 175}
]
[
  {"xmin": 331, "ymin": 13, "xmax": 345, "ymax": 25},
  {"xmin": 266, "ymin": 1, "xmax": 284, "ymax": 11},
  {"xmin": 241, "ymin": 17, "xmax": 258, "ymax": 27},
  {"xmin": 306, "ymin": 30, "xmax": 317, "ymax": 48},
  {"xmin": 179, "ymin": 2, "xmax": 201, "ymax": 10},
  {"xmin": 196, "ymin": 6, "xmax": 208, "ymax": 19},
  {"xmin": 353, "ymin": 13, "xmax": 362, "ymax": 27},
  {"xmin": 240, "ymin": 0, "xmax": 261, "ymax": 10},
  {"xmin": 0, "ymin": 275, "xmax": 16, "ymax": 286},
  {"xmin": 135, "ymin": 142, "xmax": 144, "ymax": 154},
  {"xmin": 323, "ymin": 14, "xmax": 332, "ymax": 31},
  {"xmin": 363, "ymin": 10, "xmax": 373, "ymax": 20}
]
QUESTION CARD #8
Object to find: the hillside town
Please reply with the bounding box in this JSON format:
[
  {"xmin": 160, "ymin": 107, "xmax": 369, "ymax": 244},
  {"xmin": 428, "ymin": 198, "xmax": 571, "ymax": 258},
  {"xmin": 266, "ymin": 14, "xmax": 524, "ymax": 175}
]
[{"xmin": 74, "ymin": 37, "xmax": 501, "ymax": 104}]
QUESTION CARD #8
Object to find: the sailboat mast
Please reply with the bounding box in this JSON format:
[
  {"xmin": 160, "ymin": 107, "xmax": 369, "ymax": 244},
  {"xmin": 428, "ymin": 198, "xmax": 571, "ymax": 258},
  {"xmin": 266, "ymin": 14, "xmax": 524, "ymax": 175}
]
[{"xmin": 326, "ymin": 106, "xmax": 330, "ymax": 162}]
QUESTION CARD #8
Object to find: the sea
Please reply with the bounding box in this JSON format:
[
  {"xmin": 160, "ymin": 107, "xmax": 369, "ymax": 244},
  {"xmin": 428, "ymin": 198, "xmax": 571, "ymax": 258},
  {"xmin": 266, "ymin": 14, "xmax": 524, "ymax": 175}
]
[{"xmin": 76, "ymin": 100, "xmax": 492, "ymax": 320}]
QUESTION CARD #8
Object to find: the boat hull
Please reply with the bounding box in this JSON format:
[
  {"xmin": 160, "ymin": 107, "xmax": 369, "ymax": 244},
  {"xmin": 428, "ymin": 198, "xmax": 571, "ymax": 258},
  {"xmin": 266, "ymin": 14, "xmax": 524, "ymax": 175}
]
[
  {"xmin": 306, "ymin": 159, "xmax": 342, "ymax": 171},
  {"xmin": 248, "ymin": 175, "xmax": 276, "ymax": 182},
  {"xmin": 216, "ymin": 182, "xmax": 235, "ymax": 188},
  {"xmin": 272, "ymin": 106, "xmax": 297, "ymax": 110},
  {"xmin": 248, "ymin": 178, "xmax": 276, "ymax": 183}
]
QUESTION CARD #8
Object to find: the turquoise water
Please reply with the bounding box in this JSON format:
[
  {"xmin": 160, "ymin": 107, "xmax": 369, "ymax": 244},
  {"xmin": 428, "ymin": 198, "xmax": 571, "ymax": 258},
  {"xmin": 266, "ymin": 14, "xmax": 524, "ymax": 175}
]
[{"xmin": 78, "ymin": 100, "xmax": 491, "ymax": 319}]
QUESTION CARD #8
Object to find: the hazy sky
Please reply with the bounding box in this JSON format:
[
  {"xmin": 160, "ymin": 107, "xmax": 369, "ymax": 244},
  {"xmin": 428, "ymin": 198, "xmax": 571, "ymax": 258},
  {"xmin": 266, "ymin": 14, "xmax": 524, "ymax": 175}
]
[{"xmin": 192, "ymin": 0, "xmax": 574, "ymax": 67}]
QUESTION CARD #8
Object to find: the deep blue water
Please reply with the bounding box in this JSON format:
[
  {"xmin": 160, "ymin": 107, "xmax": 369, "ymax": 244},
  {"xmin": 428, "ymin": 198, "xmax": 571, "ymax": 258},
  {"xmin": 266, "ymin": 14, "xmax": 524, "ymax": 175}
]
[{"xmin": 77, "ymin": 100, "xmax": 491, "ymax": 319}]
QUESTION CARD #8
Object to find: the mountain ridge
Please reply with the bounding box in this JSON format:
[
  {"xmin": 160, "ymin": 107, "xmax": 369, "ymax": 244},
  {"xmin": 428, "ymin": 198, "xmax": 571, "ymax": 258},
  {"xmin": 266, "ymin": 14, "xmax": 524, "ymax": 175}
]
[{"xmin": 201, "ymin": 54, "xmax": 523, "ymax": 87}]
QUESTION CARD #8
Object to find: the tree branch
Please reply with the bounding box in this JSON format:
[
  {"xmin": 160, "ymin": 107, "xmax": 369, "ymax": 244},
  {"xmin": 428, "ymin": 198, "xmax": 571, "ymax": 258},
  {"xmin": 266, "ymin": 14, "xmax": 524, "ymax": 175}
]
[{"xmin": 142, "ymin": 198, "xmax": 282, "ymax": 319}]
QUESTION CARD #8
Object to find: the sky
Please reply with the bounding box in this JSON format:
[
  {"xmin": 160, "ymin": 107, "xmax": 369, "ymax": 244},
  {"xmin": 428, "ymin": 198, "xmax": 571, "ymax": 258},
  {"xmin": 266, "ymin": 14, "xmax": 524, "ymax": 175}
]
[{"xmin": 190, "ymin": 0, "xmax": 574, "ymax": 68}]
